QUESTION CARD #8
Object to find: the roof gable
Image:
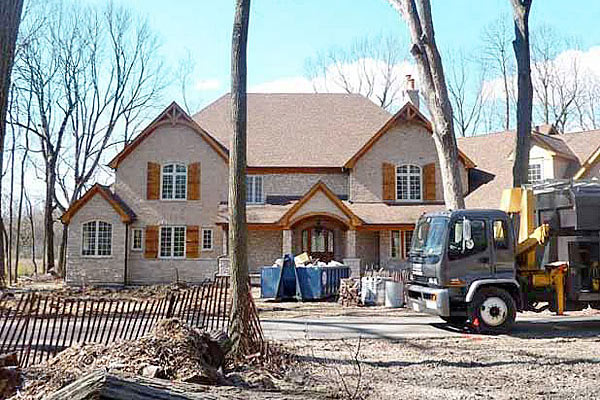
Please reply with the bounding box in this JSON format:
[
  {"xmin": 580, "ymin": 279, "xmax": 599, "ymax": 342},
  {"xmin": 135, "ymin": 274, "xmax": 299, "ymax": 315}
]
[
  {"xmin": 278, "ymin": 181, "xmax": 362, "ymax": 227},
  {"xmin": 61, "ymin": 184, "xmax": 135, "ymax": 224},
  {"xmin": 108, "ymin": 102, "xmax": 228, "ymax": 169},
  {"xmin": 344, "ymin": 102, "xmax": 475, "ymax": 169}
]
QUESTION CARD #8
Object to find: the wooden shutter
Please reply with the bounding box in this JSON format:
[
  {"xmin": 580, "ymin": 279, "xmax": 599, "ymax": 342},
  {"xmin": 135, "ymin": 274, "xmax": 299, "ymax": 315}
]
[
  {"xmin": 187, "ymin": 162, "xmax": 201, "ymax": 200},
  {"xmin": 146, "ymin": 162, "xmax": 160, "ymax": 200},
  {"xmin": 423, "ymin": 162, "xmax": 436, "ymax": 200},
  {"xmin": 186, "ymin": 225, "xmax": 200, "ymax": 259},
  {"xmin": 144, "ymin": 226, "xmax": 159, "ymax": 258},
  {"xmin": 382, "ymin": 162, "xmax": 396, "ymax": 201}
]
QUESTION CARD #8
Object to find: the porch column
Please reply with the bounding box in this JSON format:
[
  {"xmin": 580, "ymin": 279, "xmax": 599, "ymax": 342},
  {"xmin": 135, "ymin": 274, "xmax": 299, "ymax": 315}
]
[
  {"xmin": 343, "ymin": 229, "xmax": 361, "ymax": 277},
  {"xmin": 282, "ymin": 229, "xmax": 293, "ymax": 255},
  {"xmin": 345, "ymin": 229, "xmax": 357, "ymax": 258}
]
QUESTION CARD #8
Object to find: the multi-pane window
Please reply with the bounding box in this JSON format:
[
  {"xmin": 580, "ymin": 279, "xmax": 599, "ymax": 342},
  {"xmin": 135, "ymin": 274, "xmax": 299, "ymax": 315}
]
[
  {"xmin": 132, "ymin": 228, "xmax": 143, "ymax": 251},
  {"xmin": 396, "ymin": 165, "xmax": 421, "ymax": 200},
  {"xmin": 246, "ymin": 175, "xmax": 263, "ymax": 204},
  {"xmin": 391, "ymin": 230, "xmax": 414, "ymax": 259},
  {"xmin": 162, "ymin": 163, "xmax": 187, "ymax": 200},
  {"xmin": 82, "ymin": 221, "xmax": 112, "ymax": 256},
  {"xmin": 528, "ymin": 163, "xmax": 543, "ymax": 183},
  {"xmin": 202, "ymin": 229, "xmax": 213, "ymax": 251},
  {"xmin": 160, "ymin": 226, "xmax": 186, "ymax": 258}
]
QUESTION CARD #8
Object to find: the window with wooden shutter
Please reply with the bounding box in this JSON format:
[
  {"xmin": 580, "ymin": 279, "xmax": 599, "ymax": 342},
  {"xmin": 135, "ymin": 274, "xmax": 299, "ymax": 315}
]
[
  {"xmin": 146, "ymin": 162, "xmax": 160, "ymax": 200},
  {"xmin": 423, "ymin": 163, "xmax": 436, "ymax": 200},
  {"xmin": 187, "ymin": 162, "xmax": 201, "ymax": 200},
  {"xmin": 382, "ymin": 162, "xmax": 396, "ymax": 201},
  {"xmin": 186, "ymin": 225, "xmax": 200, "ymax": 258},
  {"xmin": 144, "ymin": 225, "xmax": 159, "ymax": 258}
]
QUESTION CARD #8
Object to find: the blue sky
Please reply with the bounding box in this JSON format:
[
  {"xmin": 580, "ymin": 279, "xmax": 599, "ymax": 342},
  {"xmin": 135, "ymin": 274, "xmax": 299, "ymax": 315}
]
[{"xmin": 111, "ymin": 0, "xmax": 600, "ymax": 109}]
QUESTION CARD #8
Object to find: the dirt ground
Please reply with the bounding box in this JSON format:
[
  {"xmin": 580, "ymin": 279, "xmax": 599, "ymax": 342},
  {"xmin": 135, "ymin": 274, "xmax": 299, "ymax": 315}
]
[{"xmin": 285, "ymin": 334, "xmax": 600, "ymax": 400}]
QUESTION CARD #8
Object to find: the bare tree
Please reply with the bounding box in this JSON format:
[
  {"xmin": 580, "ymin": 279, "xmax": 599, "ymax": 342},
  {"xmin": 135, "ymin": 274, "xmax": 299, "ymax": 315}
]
[
  {"xmin": 388, "ymin": 0, "xmax": 465, "ymax": 209},
  {"xmin": 13, "ymin": 1, "xmax": 163, "ymax": 276},
  {"xmin": 0, "ymin": 0, "xmax": 25, "ymax": 285},
  {"xmin": 482, "ymin": 14, "xmax": 515, "ymax": 130},
  {"xmin": 447, "ymin": 51, "xmax": 488, "ymax": 136},
  {"xmin": 176, "ymin": 49, "xmax": 200, "ymax": 115},
  {"xmin": 531, "ymin": 25, "xmax": 580, "ymax": 132},
  {"xmin": 510, "ymin": 0, "xmax": 534, "ymax": 187},
  {"xmin": 573, "ymin": 72, "xmax": 600, "ymax": 130},
  {"xmin": 306, "ymin": 35, "xmax": 409, "ymax": 110},
  {"xmin": 229, "ymin": 0, "xmax": 252, "ymax": 357}
]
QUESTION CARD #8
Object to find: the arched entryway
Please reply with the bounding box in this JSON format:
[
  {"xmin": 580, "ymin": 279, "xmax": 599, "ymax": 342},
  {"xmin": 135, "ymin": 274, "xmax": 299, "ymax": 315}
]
[{"xmin": 289, "ymin": 214, "xmax": 349, "ymax": 263}]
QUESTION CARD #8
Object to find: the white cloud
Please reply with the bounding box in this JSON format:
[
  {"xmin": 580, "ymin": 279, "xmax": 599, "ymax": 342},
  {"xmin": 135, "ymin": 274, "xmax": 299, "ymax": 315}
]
[{"xmin": 194, "ymin": 78, "xmax": 221, "ymax": 91}]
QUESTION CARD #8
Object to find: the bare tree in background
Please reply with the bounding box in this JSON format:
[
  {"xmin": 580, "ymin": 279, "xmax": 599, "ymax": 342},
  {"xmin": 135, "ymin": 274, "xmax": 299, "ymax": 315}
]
[
  {"xmin": 482, "ymin": 14, "xmax": 515, "ymax": 131},
  {"xmin": 229, "ymin": 0, "xmax": 252, "ymax": 356},
  {"xmin": 306, "ymin": 35, "xmax": 409, "ymax": 110},
  {"xmin": 0, "ymin": 0, "xmax": 25, "ymax": 284},
  {"xmin": 573, "ymin": 72, "xmax": 600, "ymax": 130},
  {"xmin": 510, "ymin": 0, "xmax": 534, "ymax": 187},
  {"xmin": 13, "ymin": 1, "xmax": 163, "ymax": 276},
  {"xmin": 176, "ymin": 49, "xmax": 200, "ymax": 115},
  {"xmin": 447, "ymin": 51, "xmax": 488, "ymax": 136},
  {"xmin": 531, "ymin": 25, "xmax": 580, "ymax": 132},
  {"xmin": 388, "ymin": 0, "xmax": 465, "ymax": 209}
]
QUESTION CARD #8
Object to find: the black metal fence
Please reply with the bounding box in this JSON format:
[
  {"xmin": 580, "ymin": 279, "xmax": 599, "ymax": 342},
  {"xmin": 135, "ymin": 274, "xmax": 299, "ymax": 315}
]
[{"xmin": 0, "ymin": 276, "xmax": 230, "ymax": 367}]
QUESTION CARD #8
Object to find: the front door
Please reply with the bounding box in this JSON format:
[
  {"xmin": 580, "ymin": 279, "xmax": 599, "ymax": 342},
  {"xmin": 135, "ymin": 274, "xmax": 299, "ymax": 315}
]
[{"xmin": 302, "ymin": 228, "xmax": 335, "ymax": 262}]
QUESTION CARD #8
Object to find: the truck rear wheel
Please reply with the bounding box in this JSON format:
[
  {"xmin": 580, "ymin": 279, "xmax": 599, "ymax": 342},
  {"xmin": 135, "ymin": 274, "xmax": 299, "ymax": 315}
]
[{"xmin": 468, "ymin": 287, "xmax": 516, "ymax": 334}]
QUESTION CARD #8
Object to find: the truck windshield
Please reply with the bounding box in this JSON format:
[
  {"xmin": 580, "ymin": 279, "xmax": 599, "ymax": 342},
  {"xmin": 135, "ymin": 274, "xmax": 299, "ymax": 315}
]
[{"xmin": 411, "ymin": 216, "xmax": 448, "ymax": 256}]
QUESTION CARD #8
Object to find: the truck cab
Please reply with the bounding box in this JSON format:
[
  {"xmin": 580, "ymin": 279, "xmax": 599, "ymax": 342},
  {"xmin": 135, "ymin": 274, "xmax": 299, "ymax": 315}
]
[{"xmin": 406, "ymin": 209, "xmax": 521, "ymax": 333}]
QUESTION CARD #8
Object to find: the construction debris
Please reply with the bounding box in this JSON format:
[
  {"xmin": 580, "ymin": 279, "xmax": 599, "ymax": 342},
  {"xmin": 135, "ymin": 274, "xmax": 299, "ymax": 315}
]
[
  {"xmin": 14, "ymin": 319, "xmax": 229, "ymax": 398},
  {"xmin": 338, "ymin": 278, "xmax": 360, "ymax": 306},
  {"xmin": 0, "ymin": 353, "xmax": 20, "ymax": 399}
]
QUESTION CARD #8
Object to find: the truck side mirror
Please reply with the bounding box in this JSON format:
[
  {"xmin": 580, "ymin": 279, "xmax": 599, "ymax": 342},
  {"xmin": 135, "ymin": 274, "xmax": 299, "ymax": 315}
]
[{"xmin": 463, "ymin": 218, "xmax": 474, "ymax": 251}]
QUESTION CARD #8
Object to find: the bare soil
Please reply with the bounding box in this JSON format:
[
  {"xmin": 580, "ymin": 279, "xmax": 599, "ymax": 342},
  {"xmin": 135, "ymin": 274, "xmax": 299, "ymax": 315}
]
[{"xmin": 286, "ymin": 335, "xmax": 600, "ymax": 400}]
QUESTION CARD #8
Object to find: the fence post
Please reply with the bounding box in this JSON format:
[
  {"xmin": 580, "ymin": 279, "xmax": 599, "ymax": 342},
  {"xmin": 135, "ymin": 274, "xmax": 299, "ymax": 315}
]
[{"xmin": 165, "ymin": 293, "xmax": 176, "ymax": 318}]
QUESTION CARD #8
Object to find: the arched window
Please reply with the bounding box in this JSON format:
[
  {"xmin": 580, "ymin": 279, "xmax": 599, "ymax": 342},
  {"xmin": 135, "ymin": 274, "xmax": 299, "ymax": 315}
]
[
  {"xmin": 82, "ymin": 221, "xmax": 112, "ymax": 256},
  {"xmin": 162, "ymin": 163, "xmax": 187, "ymax": 200},
  {"xmin": 396, "ymin": 164, "xmax": 422, "ymax": 201}
]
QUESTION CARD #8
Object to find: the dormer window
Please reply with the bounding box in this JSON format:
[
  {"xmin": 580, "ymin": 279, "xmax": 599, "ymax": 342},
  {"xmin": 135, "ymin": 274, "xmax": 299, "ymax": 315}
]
[
  {"xmin": 528, "ymin": 163, "xmax": 543, "ymax": 184},
  {"xmin": 162, "ymin": 163, "xmax": 187, "ymax": 200},
  {"xmin": 396, "ymin": 165, "xmax": 422, "ymax": 201}
]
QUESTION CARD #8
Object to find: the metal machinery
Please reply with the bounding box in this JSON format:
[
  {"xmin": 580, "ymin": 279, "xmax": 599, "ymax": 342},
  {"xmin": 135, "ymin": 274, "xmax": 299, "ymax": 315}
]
[{"xmin": 406, "ymin": 180, "xmax": 600, "ymax": 333}]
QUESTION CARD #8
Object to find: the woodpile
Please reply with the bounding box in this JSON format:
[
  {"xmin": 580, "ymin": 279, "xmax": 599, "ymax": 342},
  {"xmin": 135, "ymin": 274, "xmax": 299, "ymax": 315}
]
[{"xmin": 338, "ymin": 278, "xmax": 360, "ymax": 307}]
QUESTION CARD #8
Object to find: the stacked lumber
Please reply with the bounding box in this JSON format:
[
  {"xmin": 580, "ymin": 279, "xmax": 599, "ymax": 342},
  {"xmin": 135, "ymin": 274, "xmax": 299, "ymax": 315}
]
[{"xmin": 338, "ymin": 278, "xmax": 360, "ymax": 307}]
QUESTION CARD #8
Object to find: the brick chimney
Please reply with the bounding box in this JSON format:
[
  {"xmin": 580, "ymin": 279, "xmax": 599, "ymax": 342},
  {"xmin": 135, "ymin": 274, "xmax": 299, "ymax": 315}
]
[{"xmin": 403, "ymin": 74, "xmax": 419, "ymax": 109}]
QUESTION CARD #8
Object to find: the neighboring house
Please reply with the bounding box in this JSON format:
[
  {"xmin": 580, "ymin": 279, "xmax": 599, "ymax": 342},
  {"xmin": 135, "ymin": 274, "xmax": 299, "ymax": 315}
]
[{"xmin": 61, "ymin": 90, "xmax": 600, "ymax": 286}]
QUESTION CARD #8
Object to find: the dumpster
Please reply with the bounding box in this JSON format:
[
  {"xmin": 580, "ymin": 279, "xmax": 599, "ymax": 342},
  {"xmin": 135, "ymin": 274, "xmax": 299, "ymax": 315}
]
[
  {"xmin": 296, "ymin": 265, "xmax": 350, "ymax": 300},
  {"xmin": 260, "ymin": 254, "xmax": 298, "ymax": 300}
]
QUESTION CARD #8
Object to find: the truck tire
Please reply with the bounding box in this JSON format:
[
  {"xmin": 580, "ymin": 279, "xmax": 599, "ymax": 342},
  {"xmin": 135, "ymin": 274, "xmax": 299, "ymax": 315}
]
[
  {"xmin": 440, "ymin": 316, "xmax": 468, "ymax": 328},
  {"xmin": 468, "ymin": 287, "xmax": 516, "ymax": 334}
]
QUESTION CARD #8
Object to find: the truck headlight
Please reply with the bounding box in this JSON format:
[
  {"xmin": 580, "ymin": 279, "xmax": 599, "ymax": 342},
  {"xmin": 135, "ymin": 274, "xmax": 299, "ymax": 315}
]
[{"xmin": 428, "ymin": 277, "xmax": 438, "ymax": 285}]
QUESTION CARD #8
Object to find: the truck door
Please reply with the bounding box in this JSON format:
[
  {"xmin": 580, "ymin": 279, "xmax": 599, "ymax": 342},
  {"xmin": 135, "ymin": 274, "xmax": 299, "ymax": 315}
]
[
  {"xmin": 491, "ymin": 219, "xmax": 515, "ymax": 278},
  {"xmin": 447, "ymin": 218, "xmax": 492, "ymax": 281}
]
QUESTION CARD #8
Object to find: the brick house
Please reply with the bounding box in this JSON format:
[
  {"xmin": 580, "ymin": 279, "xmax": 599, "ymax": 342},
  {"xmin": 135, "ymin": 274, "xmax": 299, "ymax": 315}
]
[{"xmin": 61, "ymin": 91, "xmax": 600, "ymax": 286}]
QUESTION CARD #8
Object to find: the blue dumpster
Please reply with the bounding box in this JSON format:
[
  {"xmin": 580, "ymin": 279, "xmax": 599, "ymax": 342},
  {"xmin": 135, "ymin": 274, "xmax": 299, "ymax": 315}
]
[
  {"xmin": 260, "ymin": 254, "xmax": 298, "ymax": 299},
  {"xmin": 296, "ymin": 265, "xmax": 350, "ymax": 300}
]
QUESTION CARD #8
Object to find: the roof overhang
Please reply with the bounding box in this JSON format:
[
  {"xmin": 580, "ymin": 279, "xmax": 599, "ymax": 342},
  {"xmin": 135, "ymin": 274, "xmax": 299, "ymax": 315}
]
[{"xmin": 61, "ymin": 184, "xmax": 135, "ymax": 224}]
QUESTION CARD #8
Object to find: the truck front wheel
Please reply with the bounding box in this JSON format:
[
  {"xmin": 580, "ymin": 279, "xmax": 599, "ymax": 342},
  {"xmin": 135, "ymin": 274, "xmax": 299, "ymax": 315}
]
[{"xmin": 468, "ymin": 287, "xmax": 516, "ymax": 334}]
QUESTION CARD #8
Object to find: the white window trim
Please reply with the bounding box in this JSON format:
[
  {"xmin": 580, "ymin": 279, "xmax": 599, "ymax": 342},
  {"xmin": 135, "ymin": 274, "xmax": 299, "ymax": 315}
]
[
  {"xmin": 158, "ymin": 226, "xmax": 187, "ymax": 259},
  {"xmin": 528, "ymin": 161, "xmax": 543, "ymax": 183},
  {"xmin": 246, "ymin": 175, "xmax": 264, "ymax": 205},
  {"xmin": 160, "ymin": 162, "xmax": 188, "ymax": 201},
  {"xmin": 395, "ymin": 164, "xmax": 423, "ymax": 202},
  {"xmin": 81, "ymin": 220, "xmax": 113, "ymax": 258},
  {"xmin": 131, "ymin": 228, "xmax": 143, "ymax": 251},
  {"xmin": 202, "ymin": 228, "xmax": 214, "ymax": 251}
]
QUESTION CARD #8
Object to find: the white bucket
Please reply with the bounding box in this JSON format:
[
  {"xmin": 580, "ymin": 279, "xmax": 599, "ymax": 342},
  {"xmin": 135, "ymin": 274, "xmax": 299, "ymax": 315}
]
[{"xmin": 385, "ymin": 280, "xmax": 404, "ymax": 308}]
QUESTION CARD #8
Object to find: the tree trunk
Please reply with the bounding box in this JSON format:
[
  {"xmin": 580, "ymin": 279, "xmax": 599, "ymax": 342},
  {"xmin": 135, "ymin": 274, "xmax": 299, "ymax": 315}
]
[
  {"xmin": 0, "ymin": 0, "xmax": 24, "ymax": 286},
  {"xmin": 389, "ymin": 0, "xmax": 465, "ymax": 209},
  {"xmin": 228, "ymin": 0, "xmax": 251, "ymax": 357},
  {"xmin": 44, "ymin": 160, "xmax": 57, "ymax": 274},
  {"xmin": 25, "ymin": 192, "xmax": 37, "ymax": 274},
  {"xmin": 58, "ymin": 224, "xmax": 67, "ymax": 275},
  {"xmin": 510, "ymin": 0, "xmax": 533, "ymax": 187}
]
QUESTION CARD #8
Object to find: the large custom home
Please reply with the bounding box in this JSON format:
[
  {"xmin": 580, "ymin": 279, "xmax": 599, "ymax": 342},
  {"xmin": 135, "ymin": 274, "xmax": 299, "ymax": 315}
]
[{"xmin": 61, "ymin": 88, "xmax": 600, "ymax": 286}]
